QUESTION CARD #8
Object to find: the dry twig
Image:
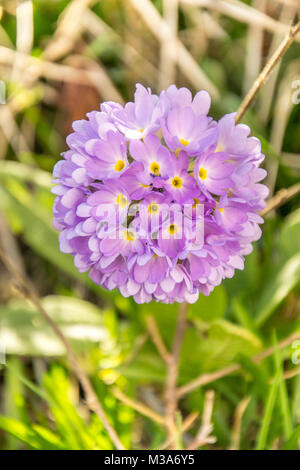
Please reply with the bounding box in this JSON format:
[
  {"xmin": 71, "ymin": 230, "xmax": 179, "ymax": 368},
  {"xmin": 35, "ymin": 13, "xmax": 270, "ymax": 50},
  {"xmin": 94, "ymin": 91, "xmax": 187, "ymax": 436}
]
[
  {"xmin": 112, "ymin": 387, "xmax": 165, "ymax": 426},
  {"xmin": 146, "ymin": 316, "xmax": 171, "ymax": 364},
  {"xmin": 261, "ymin": 182, "xmax": 300, "ymax": 216},
  {"xmin": 159, "ymin": 412, "xmax": 199, "ymax": 450},
  {"xmin": 187, "ymin": 390, "xmax": 216, "ymax": 449},
  {"xmin": 159, "ymin": 0, "xmax": 178, "ymax": 89},
  {"xmin": 181, "ymin": 0, "xmax": 300, "ymax": 40},
  {"xmin": 229, "ymin": 396, "xmax": 251, "ymax": 450},
  {"xmin": 235, "ymin": 20, "xmax": 300, "ymax": 123}
]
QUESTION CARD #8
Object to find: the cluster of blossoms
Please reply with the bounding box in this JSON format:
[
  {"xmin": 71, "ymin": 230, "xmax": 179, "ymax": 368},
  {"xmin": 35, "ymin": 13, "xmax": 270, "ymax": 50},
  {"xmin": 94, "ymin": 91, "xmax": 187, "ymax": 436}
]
[{"xmin": 52, "ymin": 84, "xmax": 268, "ymax": 304}]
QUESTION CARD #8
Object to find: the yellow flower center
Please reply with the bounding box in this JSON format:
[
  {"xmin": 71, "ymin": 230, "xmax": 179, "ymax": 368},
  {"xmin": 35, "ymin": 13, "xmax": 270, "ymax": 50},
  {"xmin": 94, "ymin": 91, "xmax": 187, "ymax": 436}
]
[
  {"xmin": 171, "ymin": 176, "xmax": 183, "ymax": 188},
  {"xmin": 116, "ymin": 193, "xmax": 128, "ymax": 208},
  {"xmin": 179, "ymin": 138, "xmax": 189, "ymax": 147},
  {"xmin": 125, "ymin": 230, "xmax": 135, "ymax": 242},
  {"xmin": 219, "ymin": 207, "xmax": 224, "ymax": 213},
  {"xmin": 148, "ymin": 203, "xmax": 160, "ymax": 214},
  {"xmin": 215, "ymin": 144, "xmax": 223, "ymax": 152},
  {"xmin": 167, "ymin": 223, "xmax": 178, "ymax": 235},
  {"xmin": 114, "ymin": 160, "xmax": 125, "ymax": 172},
  {"xmin": 192, "ymin": 198, "xmax": 199, "ymax": 209},
  {"xmin": 199, "ymin": 167, "xmax": 207, "ymax": 180},
  {"xmin": 139, "ymin": 128, "xmax": 144, "ymax": 133},
  {"xmin": 150, "ymin": 161, "xmax": 160, "ymax": 176}
]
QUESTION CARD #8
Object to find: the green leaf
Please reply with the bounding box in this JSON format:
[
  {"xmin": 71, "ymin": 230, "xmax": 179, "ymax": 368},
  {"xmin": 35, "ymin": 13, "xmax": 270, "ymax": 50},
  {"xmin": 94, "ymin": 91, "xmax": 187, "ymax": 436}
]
[
  {"xmin": 278, "ymin": 209, "xmax": 300, "ymax": 260},
  {"xmin": 232, "ymin": 298, "xmax": 256, "ymax": 332},
  {"xmin": 0, "ymin": 296, "xmax": 109, "ymax": 356},
  {"xmin": 180, "ymin": 320, "xmax": 262, "ymax": 382},
  {"xmin": 0, "ymin": 416, "xmax": 50, "ymax": 449},
  {"xmin": 118, "ymin": 351, "xmax": 166, "ymax": 384},
  {"xmin": 188, "ymin": 286, "xmax": 227, "ymax": 322},
  {"xmin": 199, "ymin": 319, "xmax": 262, "ymax": 372},
  {"xmin": 31, "ymin": 425, "xmax": 66, "ymax": 450},
  {"xmin": 0, "ymin": 161, "xmax": 52, "ymax": 189},
  {"xmin": 237, "ymin": 354, "xmax": 268, "ymax": 397},
  {"xmin": 139, "ymin": 302, "xmax": 179, "ymax": 348},
  {"xmin": 255, "ymin": 253, "xmax": 300, "ymax": 327}
]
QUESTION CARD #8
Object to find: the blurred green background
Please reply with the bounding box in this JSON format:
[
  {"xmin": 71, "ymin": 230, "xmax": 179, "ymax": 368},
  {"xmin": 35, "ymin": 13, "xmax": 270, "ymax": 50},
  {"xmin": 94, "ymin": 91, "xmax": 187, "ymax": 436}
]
[{"xmin": 0, "ymin": 0, "xmax": 300, "ymax": 450}]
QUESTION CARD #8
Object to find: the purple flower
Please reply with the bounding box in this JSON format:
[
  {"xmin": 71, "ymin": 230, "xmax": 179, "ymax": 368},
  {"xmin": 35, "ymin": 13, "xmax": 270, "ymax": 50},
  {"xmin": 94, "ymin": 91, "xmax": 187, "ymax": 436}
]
[
  {"xmin": 129, "ymin": 134, "xmax": 173, "ymax": 186},
  {"xmin": 120, "ymin": 161, "xmax": 152, "ymax": 200},
  {"xmin": 215, "ymin": 113, "xmax": 262, "ymax": 161},
  {"xmin": 164, "ymin": 151, "xmax": 199, "ymax": 203},
  {"xmin": 85, "ymin": 131, "xmax": 128, "ymax": 180},
  {"xmin": 112, "ymin": 84, "xmax": 163, "ymax": 140},
  {"xmin": 53, "ymin": 84, "xmax": 268, "ymax": 304},
  {"xmin": 214, "ymin": 196, "xmax": 248, "ymax": 232},
  {"xmin": 157, "ymin": 217, "xmax": 187, "ymax": 260},
  {"xmin": 162, "ymin": 106, "xmax": 218, "ymax": 154},
  {"xmin": 132, "ymin": 250, "xmax": 170, "ymax": 285},
  {"xmin": 138, "ymin": 192, "xmax": 170, "ymax": 235},
  {"xmin": 160, "ymin": 85, "xmax": 211, "ymax": 116},
  {"xmin": 77, "ymin": 179, "xmax": 131, "ymax": 232},
  {"xmin": 194, "ymin": 149, "xmax": 234, "ymax": 196},
  {"xmin": 100, "ymin": 228, "xmax": 144, "ymax": 258}
]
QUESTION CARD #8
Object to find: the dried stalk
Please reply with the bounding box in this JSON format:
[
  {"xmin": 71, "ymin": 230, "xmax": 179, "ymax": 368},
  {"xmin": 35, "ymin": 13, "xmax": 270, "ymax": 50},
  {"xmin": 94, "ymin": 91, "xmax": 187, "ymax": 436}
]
[
  {"xmin": 229, "ymin": 396, "xmax": 251, "ymax": 450},
  {"xmin": 112, "ymin": 387, "xmax": 165, "ymax": 426},
  {"xmin": 0, "ymin": 247, "xmax": 125, "ymax": 450},
  {"xmin": 181, "ymin": 0, "xmax": 300, "ymax": 40},
  {"xmin": 146, "ymin": 316, "xmax": 171, "ymax": 364},
  {"xmin": 43, "ymin": 0, "xmax": 97, "ymax": 62},
  {"xmin": 159, "ymin": 0, "xmax": 178, "ymax": 89},
  {"xmin": 235, "ymin": 20, "xmax": 300, "ymax": 123},
  {"xmin": 0, "ymin": 46, "xmax": 123, "ymax": 103},
  {"xmin": 261, "ymin": 181, "xmax": 300, "ymax": 216},
  {"xmin": 258, "ymin": 3, "xmax": 298, "ymax": 124},
  {"xmin": 187, "ymin": 390, "xmax": 216, "ymax": 449},
  {"xmin": 159, "ymin": 411, "xmax": 199, "ymax": 450},
  {"xmin": 243, "ymin": 0, "xmax": 266, "ymax": 95}
]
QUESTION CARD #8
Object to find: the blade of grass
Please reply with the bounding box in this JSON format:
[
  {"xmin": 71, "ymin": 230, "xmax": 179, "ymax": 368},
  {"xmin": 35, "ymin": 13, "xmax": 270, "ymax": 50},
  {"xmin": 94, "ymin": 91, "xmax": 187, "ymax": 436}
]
[
  {"xmin": 283, "ymin": 425, "xmax": 300, "ymax": 450},
  {"xmin": 272, "ymin": 331, "xmax": 293, "ymax": 440},
  {"xmin": 256, "ymin": 372, "xmax": 280, "ymax": 450}
]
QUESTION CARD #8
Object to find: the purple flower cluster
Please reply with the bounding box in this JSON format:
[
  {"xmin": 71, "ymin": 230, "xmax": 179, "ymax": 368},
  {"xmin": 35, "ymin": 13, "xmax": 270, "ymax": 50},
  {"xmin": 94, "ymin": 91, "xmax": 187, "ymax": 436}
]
[{"xmin": 52, "ymin": 84, "xmax": 268, "ymax": 304}]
